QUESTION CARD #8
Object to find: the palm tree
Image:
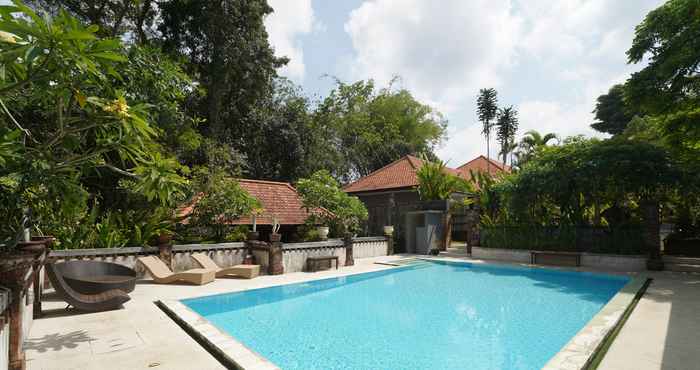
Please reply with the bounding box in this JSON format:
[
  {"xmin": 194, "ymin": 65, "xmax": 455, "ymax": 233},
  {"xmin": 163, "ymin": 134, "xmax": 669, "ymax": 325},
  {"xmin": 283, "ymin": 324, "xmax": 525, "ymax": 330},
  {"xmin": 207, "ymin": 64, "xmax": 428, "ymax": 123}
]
[
  {"xmin": 496, "ymin": 106, "xmax": 518, "ymax": 165},
  {"xmin": 477, "ymin": 88, "xmax": 498, "ymax": 172},
  {"xmin": 517, "ymin": 130, "xmax": 559, "ymax": 164},
  {"xmin": 498, "ymin": 141, "xmax": 518, "ymax": 167}
]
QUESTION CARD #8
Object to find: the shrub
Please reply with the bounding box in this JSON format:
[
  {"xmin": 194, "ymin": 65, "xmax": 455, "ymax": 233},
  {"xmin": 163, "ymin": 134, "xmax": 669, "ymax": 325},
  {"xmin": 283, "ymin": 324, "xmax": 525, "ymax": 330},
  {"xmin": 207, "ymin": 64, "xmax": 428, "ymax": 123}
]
[{"xmin": 296, "ymin": 170, "xmax": 368, "ymax": 236}]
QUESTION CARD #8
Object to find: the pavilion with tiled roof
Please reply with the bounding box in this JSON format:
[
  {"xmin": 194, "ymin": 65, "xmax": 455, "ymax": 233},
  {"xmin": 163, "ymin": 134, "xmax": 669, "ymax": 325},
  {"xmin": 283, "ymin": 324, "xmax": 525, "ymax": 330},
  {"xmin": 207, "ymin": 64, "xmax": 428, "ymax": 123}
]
[
  {"xmin": 343, "ymin": 154, "xmax": 510, "ymax": 240},
  {"xmin": 342, "ymin": 155, "xmax": 464, "ymax": 194},
  {"xmin": 455, "ymin": 155, "xmax": 511, "ymax": 179},
  {"xmin": 179, "ymin": 179, "xmax": 319, "ymax": 241}
]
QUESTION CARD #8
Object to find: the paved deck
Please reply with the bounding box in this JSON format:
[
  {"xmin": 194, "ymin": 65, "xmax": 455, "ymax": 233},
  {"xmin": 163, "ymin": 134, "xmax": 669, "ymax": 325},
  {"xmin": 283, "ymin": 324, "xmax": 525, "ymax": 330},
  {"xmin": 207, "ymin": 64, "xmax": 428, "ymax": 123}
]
[
  {"xmin": 599, "ymin": 272, "xmax": 700, "ymax": 370},
  {"xmin": 24, "ymin": 255, "xmax": 700, "ymax": 370}
]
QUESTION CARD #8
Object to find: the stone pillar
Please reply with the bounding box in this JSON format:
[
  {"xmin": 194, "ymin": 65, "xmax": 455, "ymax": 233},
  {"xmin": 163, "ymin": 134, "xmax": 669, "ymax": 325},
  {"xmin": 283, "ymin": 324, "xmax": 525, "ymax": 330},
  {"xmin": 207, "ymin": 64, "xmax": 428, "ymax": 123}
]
[
  {"xmin": 344, "ymin": 234, "xmax": 354, "ymax": 266},
  {"xmin": 383, "ymin": 226, "xmax": 394, "ymax": 255},
  {"xmin": 8, "ymin": 285, "xmax": 25, "ymax": 370},
  {"xmin": 158, "ymin": 242, "xmax": 173, "ymax": 270},
  {"xmin": 465, "ymin": 206, "xmax": 481, "ymax": 255},
  {"xmin": 244, "ymin": 231, "xmax": 259, "ymax": 265},
  {"xmin": 268, "ymin": 233, "xmax": 283, "ymax": 275},
  {"xmin": 1, "ymin": 256, "xmax": 34, "ymax": 370},
  {"xmin": 30, "ymin": 236, "xmax": 53, "ymax": 319},
  {"xmin": 642, "ymin": 199, "xmax": 663, "ymax": 271},
  {"xmin": 441, "ymin": 211, "xmax": 452, "ymax": 251}
]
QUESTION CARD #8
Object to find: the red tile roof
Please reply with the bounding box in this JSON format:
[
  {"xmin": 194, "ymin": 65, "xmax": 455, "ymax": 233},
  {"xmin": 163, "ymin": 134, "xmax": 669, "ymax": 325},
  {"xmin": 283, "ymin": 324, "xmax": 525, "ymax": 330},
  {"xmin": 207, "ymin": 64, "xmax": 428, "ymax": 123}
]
[
  {"xmin": 179, "ymin": 179, "xmax": 316, "ymax": 225},
  {"xmin": 343, "ymin": 155, "xmax": 464, "ymax": 193},
  {"xmin": 455, "ymin": 156, "xmax": 511, "ymax": 179}
]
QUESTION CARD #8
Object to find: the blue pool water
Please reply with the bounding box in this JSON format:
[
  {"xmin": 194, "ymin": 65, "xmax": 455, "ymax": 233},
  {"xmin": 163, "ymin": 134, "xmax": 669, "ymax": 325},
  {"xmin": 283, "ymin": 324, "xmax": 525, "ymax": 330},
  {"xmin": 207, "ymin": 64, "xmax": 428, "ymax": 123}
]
[{"xmin": 182, "ymin": 261, "xmax": 629, "ymax": 370}]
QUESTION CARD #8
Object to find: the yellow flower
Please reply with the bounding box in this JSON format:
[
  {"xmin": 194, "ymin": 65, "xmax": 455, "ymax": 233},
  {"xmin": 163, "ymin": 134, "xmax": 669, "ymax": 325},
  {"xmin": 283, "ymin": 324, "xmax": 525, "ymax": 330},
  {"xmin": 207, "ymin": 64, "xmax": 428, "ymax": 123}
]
[
  {"xmin": 103, "ymin": 97, "xmax": 130, "ymax": 119},
  {"xmin": 0, "ymin": 31, "xmax": 17, "ymax": 44}
]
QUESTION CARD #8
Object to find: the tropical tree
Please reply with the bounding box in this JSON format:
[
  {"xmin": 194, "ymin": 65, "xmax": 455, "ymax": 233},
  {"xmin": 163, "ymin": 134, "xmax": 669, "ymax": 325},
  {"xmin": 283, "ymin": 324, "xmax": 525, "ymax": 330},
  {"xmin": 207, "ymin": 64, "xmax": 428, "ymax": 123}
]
[
  {"xmin": 26, "ymin": 0, "xmax": 158, "ymax": 44},
  {"xmin": 591, "ymin": 84, "xmax": 636, "ymax": 135},
  {"xmin": 477, "ymin": 88, "xmax": 498, "ymax": 172},
  {"xmin": 296, "ymin": 170, "xmax": 368, "ymax": 236},
  {"xmin": 517, "ymin": 130, "xmax": 559, "ymax": 165},
  {"xmin": 416, "ymin": 160, "xmax": 473, "ymax": 201},
  {"xmin": 496, "ymin": 106, "xmax": 518, "ymax": 165},
  {"xmin": 187, "ymin": 169, "xmax": 261, "ymax": 242},
  {"xmin": 498, "ymin": 141, "xmax": 518, "ymax": 167},
  {"xmin": 159, "ymin": 0, "xmax": 287, "ymax": 140},
  {"xmin": 0, "ymin": 2, "xmax": 187, "ymax": 245},
  {"xmin": 625, "ymin": 0, "xmax": 700, "ymax": 166},
  {"xmin": 313, "ymin": 79, "xmax": 447, "ymax": 182}
]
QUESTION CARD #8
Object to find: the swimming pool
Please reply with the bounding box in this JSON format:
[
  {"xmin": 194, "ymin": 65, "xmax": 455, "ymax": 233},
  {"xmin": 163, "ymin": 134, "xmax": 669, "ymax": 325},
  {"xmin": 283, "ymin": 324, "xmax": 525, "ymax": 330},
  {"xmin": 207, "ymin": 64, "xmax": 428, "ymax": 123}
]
[{"xmin": 182, "ymin": 260, "xmax": 629, "ymax": 370}]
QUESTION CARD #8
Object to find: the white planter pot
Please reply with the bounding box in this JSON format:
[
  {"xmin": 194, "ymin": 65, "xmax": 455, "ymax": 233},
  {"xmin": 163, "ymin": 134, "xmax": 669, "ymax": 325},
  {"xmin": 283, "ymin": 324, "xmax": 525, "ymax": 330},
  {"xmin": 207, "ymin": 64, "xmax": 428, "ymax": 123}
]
[
  {"xmin": 317, "ymin": 226, "xmax": 330, "ymax": 240},
  {"xmin": 383, "ymin": 225, "xmax": 394, "ymax": 235}
]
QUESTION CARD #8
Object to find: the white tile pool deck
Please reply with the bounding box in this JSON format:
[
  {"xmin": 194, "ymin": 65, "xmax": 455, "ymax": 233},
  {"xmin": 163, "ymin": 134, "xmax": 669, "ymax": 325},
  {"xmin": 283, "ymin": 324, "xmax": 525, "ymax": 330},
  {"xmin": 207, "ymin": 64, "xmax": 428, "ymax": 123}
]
[{"xmin": 25, "ymin": 255, "xmax": 700, "ymax": 370}]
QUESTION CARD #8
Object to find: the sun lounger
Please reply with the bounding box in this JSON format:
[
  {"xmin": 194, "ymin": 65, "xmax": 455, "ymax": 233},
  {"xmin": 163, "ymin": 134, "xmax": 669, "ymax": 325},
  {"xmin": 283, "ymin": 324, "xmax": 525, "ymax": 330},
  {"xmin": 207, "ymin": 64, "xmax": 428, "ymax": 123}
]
[
  {"xmin": 45, "ymin": 263, "xmax": 130, "ymax": 312},
  {"xmin": 137, "ymin": 256, "xmax": 215, "ymax": 285},
  {"xmin": 191, "ymin": 253, "xmax": 260, "ymax": 279}
]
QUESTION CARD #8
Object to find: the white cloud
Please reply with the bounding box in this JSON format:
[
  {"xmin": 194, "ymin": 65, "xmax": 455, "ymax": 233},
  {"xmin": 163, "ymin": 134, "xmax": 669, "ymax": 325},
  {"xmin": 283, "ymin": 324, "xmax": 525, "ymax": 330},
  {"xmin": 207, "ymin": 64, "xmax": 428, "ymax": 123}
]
[
  {"xmin": 344, "ymin": 0, "xmax": 664, "ymax": 165},
  {"xmin": 345, "ymin": 0, "xmax": 522, "ymax": 115},
  {"xmin": 265, "ymin": 0, "xmax": 315, "ymax": 81}
]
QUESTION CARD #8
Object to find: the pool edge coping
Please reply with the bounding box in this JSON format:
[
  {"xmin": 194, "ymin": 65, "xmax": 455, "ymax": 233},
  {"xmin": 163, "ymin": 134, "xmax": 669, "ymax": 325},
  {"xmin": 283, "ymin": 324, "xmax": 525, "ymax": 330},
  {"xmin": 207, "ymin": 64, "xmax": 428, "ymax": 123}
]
[
  {"xmin": 542, "ymin": 273, "xmax": 649, "ymax": 370},
  {"xmin": 158, "ymin": 299, "xmax": 280, "ymax": 370}
]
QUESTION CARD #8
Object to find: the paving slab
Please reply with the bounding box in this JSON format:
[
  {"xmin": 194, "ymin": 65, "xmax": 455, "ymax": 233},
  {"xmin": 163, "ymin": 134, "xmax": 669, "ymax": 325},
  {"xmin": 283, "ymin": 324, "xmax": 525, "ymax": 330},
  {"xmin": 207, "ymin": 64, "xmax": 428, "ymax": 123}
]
[{"xmin": 599, "ymin": 272, "xmax": 700, "ymax": 370}]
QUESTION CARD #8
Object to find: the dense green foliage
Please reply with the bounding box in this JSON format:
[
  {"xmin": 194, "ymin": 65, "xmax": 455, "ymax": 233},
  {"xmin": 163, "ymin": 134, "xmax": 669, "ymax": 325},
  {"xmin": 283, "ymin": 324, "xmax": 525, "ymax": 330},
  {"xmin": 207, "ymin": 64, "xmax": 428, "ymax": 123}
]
[
  {"xmin": 591, "ymin": 84, "xmax": 635, "ymax": 135},
  {"xmin": 481, "ymin": 225, "xmax": 646, "ymax": 255},
  {"xmin": 514, "ymin": 130, "xmax": 558, "ymax": 166},
  {"xmin": 416, "ymin": 159, "xmax": 473, "ymax": 201},
  {"xmin": 481, "ymin": 0, "xmax": 700, "ymax": 254},
  {"xmin": 0, "ymin": 3, "xmax": 187, "ymax": 247},
  {"xmin": 296, "ymin": 170, "xmax": 368, "ymax": 237},
  {"xmin": 186, "ymin": 170, "xmax": 261, "ymax": 242},
  {"xmin": 498, "ymin": 138, "xmax": 678, "ymax": 226},
  {"xmin": 623, "ymin": 0, "xmax": 700, "ymax": 237},
  {"xmin": 315, "ymin": 79, "xmax": 447, "ymax": 182},
  {"xmin": 0, "ymin": 1, "xmax": 448, "ymax": 248}
]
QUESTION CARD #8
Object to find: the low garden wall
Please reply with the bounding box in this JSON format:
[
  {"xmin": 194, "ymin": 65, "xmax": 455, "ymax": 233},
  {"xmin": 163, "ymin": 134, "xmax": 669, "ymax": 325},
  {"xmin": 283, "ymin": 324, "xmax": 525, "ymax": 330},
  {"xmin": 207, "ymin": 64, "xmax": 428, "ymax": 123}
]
[
  {"xmin": 283, "ymin": 240, "xmax": 346, "ymax": 273},
  {"xmin": 48, "ymin": 236, "xmax": 390, "ymax": 276},
  {"xmin": 471, "ymin": 247, "xmax": 647, "ymax": 271}
]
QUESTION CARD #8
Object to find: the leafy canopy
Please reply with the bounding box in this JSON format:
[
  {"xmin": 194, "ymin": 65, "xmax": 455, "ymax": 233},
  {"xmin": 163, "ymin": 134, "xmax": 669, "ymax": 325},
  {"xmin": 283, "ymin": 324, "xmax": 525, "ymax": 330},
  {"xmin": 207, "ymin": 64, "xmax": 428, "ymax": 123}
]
[
  {"xmin": 0, "ymin": 1, "xmax": 186, "ymax": 245},
  {"xmin": 296, "ymin": 170, "xmax": 368, "ymax": 236},
  {"xmin": 416, "ymin": 159, "xmax": 473, "ymax": 201}
]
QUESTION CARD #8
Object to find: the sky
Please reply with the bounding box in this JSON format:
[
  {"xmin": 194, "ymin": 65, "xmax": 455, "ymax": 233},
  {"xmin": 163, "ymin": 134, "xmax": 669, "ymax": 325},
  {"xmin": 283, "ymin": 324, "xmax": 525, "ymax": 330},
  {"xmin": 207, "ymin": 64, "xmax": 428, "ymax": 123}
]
[{"xmin": 264, "ymin": 0, "xmax": 665, "ymax": 166}]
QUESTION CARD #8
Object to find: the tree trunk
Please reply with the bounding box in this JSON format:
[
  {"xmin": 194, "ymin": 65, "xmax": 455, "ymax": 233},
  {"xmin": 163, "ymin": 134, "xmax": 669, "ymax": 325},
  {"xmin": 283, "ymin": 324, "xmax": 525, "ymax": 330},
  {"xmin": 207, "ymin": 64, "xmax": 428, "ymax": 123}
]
[{"xmin": 486, "ymin": 133, "xmax": 491, "ymax": 173}]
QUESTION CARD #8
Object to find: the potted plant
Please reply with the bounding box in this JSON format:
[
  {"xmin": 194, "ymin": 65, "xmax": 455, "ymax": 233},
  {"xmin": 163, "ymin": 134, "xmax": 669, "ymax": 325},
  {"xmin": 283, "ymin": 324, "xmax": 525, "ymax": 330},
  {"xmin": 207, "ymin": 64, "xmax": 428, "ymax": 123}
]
[
  {"xmin": 269, "ymin": 216, "xmax": 282, "ymax": 242},
  {"xmin": 316, "ymin": 224, "xmax": 330, "ymax": 240},
  {"xmin": 383, "ymin": 225, "xmax": 394, "ymax": 235}
]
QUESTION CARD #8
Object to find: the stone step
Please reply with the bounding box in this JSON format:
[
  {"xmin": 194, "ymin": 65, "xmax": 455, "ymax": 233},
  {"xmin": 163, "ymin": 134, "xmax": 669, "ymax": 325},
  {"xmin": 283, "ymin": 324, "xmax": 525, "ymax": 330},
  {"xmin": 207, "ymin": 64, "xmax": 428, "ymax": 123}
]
[
  {"xmin": 665, "ymin": 263, "xmax": 700, "ymax": 273},
  {"xmin": 663, "ymin": 255, "xmax": 700, "ymax": 265}
]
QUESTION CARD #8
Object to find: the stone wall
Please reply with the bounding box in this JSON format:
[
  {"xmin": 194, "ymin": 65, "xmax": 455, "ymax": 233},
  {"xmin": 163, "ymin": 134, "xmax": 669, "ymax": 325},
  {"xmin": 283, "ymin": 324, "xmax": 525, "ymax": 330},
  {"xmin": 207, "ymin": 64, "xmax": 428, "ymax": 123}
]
[
  {"xmin": 282, "ymin": 240, "xmax": 346, "ymax": 273},
  {"xmin": 471, "ymin": 246, "xmax": 647, "ymax": 271},
  {"xmin": 50, "ymin": 243, "xmax": 247, "ymax": 276},
  {"xmin": 351, "ymin": 237, "xmax": 390, "ymax": 258},
  {"xmin": 48, "ymin": 237, "xmax": 389, "ymax": 276}
]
